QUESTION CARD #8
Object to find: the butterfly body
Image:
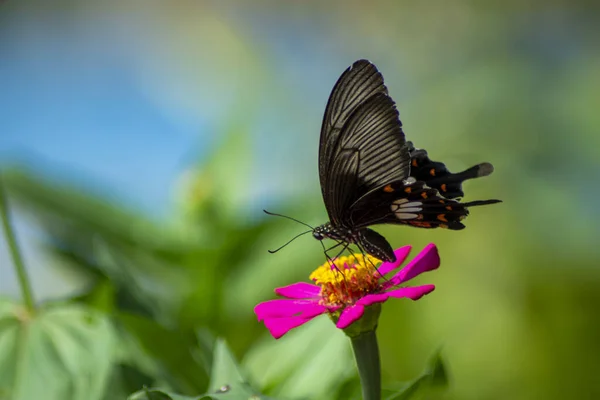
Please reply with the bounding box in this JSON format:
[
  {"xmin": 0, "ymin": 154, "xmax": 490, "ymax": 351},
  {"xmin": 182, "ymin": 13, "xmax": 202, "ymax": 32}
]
[
  {"xmin": 313, "ymin": 223, "xmax": 395, "ymax": 263},
  {"xmin": 313, "ymin": 59, "xmax": 500, "ymax": 263}
]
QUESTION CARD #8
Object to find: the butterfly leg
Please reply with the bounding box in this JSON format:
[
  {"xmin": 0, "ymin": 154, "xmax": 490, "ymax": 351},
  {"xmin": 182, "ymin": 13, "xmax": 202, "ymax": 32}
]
[
  {"xmin": 320, "ymin": 240, "xmax": 344, "ymax": 262},
  {"xmin": 354, "ymin": 242, "xmax": 387, "ymax": 281},
  {"xmin": 327, "ymin": 241, "xmax": 353, "ymax": 276}
]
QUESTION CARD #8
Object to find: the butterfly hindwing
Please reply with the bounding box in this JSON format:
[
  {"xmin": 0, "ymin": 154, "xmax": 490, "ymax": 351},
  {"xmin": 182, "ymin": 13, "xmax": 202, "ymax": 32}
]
[
  {"xmin": 407, "ymin": 141, "xmax": 495, "ymax": 199},
  {"xmin": 350, "ymin": 180, "xmax": 474, "ymax": 230}
]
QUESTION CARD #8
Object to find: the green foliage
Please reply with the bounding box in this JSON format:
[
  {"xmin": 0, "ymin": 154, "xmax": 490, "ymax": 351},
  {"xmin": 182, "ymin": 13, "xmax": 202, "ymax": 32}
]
[
  {"xmin": 243, "ymin": 317, "xmax": 355, "ymax": 399},
  {"xmin": 129, "ymin": 339, "xmax": 274, "ymax": 400},
  {"xmin": 115, "ymin": 312, "xmax": 211, "ymax": 394},
  {"xmin": 0, "ymin": 298, "xmax": 116, "ymax": 400},
  {"xmin": 383, "ymin": 351, "xmax": 448, "ymax": 400},
  {"xmin": 0, "ymin": 130, "xmax": 331, "ymax": 399},
  {"xmin": 130, "ymin": 390, "xmax": 196, "ymax": 400}
]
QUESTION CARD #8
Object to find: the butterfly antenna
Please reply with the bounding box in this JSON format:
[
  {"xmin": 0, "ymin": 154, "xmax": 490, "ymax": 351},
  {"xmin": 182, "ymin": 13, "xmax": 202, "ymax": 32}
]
[
  {"xmin": 267, "ymin": 230, "xmax": 312, "ymax": 254},
  {"xmin": 263, "ymin": 209, "xmax": 314, "ymax": 230}
]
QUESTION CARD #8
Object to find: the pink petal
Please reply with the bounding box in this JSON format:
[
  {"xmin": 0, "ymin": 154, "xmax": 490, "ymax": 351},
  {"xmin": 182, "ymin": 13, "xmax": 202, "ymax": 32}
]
[
  {"xmin": 383, "ymin": 243, "xmax": 440, "ymax": 289},
  {"xmin": 384, "ymin": 284, "xmax": 435, "ymax": 300},
  {"xmin": 254, "ymin": 299, "xmax": 326, "ymax": 321},
  {"xmin": 274, "ymin": 282, "xmax": 321, "ymax": 299},
  {"xmin": 263, "ymin": 314, "xmax": 321, "ymax": 339},
  {"xmin": 356, "ymin": 292, "xmax": 391, "ymax": 306},
  {"xmin": 377, "ymin": 246, "xmax": 412, "ymax": 275},
  {"xmin": 336, "ymin": 305, "xmax": 365, "ymax": 329}
]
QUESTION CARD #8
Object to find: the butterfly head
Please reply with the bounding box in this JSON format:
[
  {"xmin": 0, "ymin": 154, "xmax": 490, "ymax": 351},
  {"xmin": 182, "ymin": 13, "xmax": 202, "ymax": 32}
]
[
  {"xmin": 312, "ymin": 223, "xmax": 348, "ymax": 242},
  {"xmin": 312, "ymin": 225, "xmax": 327, "ymax": 241}
]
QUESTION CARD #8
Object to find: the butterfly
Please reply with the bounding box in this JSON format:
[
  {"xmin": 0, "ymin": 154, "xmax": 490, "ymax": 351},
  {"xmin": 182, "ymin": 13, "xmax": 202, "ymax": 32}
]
[{"xmin": 311, "ymin": 59, "xmax": 501, "ymax": 262}]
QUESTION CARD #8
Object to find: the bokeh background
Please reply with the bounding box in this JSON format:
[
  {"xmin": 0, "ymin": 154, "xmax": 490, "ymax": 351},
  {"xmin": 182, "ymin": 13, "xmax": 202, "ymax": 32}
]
[{"xmin": 1, "ymin": 1, "xmax": 599, "ymax": 399}]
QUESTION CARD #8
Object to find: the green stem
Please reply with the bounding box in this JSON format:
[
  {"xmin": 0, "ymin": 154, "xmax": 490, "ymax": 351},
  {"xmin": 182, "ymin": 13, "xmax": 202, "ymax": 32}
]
[
  {"xmin": 351, "ymin": 330, "xmax": 381, "ymax": 400},
  {"xmin": 0, "ymin": 181, "xmax": 35, "ymax": 311}
]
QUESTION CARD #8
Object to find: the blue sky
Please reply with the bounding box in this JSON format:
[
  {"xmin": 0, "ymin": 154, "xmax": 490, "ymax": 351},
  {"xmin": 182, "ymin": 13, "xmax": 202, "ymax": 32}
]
[{"xmin": 0, "ymin": 17, "xmax": 204, "ymax": 216}]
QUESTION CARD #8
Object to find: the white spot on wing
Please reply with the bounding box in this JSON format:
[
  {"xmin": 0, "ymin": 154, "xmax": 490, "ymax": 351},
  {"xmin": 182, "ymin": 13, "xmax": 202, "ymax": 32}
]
[
  {"xmin": 401, "ymin": 202, "xmax": 422, "ymax": 209},
  {"xmin": 391, "ymin": 199, "xmax": 422, "ymax": 216}
]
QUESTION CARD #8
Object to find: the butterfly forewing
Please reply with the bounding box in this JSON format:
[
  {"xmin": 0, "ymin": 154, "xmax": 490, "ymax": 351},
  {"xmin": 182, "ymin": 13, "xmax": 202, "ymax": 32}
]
[
  {"xmin": 337, "ymin": 93, "xmax": 410, "ymax": 196},
  {"xmin": 319, "ymin": 62, "xmax": 410, "ymax": 224},
  {"xmin": 319, "ymin": 60, "xmax": 388, "ymax": 211},
  {"xmin": 327, "ymin": 149, "xmax": 360, "ymax": 226}
]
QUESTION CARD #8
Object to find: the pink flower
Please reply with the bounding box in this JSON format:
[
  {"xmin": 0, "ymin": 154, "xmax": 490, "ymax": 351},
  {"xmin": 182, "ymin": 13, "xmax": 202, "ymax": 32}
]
[{"xmin": 255, "ymin": 244, "xmax": 440, "ymax": 339}]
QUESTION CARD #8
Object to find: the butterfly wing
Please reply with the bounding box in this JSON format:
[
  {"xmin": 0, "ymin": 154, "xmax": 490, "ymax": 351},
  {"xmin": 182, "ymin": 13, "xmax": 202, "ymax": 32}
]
[
  {"xmin": 327, "ymin": 149, "xmax": 360, "ymax": 226},
  {"xmin": 350, "ymin": 180, "xmax": 501, "ymax": 230},
  {"xmin": 319, "ymin": 59, "xmax": 387, "ymax": 192},
  {"xmin": 407, "ymin": 141, "xmax": 495, "ymax": 199},
  {"xmin": 320, "ymin": 61, "xmax": 410, "ymax": 225}
]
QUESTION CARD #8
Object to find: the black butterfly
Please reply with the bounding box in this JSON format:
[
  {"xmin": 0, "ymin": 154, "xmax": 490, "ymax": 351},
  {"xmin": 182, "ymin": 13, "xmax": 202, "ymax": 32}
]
[{"xmin": 311, "ymin": 59, "xmax": 500, "ymax": 262}]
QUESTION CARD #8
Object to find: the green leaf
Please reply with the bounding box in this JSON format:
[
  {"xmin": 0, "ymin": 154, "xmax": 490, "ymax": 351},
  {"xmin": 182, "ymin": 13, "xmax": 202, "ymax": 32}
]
[
  {"xmin": 243, "ymin": 317, "xmax": 354, "ymax": 399},
  {"xmin": 0, "ymin": 299, "xmax": 117, "ymax": 400},
  {"xmin": 383, "ymin": 351, "xmax": 449, "ymax": 400},
  {"xmin": 129, "ymin": 339, "xmax": 275, "ymax": 400},
  {"xmin": 333, "ymin": 377, "xmax": 361, "ymax": 400},
  {"xmin": 427, "ymin": 351, "xmax": 448, "ymax": 387},
  {"xmin": 204, "ymin": 339, "xmax": 272, "ymax": 399},
  {"xmin": 128, "ymin": 387, "xmax": 197, "ymax": 400},
  {"xmin": 116, "ymin": 312, "xmax": 210, "ymax": 394},
  {"xmin": 2, "ymin": 169, "xmax": 193, "ymax": 320}
]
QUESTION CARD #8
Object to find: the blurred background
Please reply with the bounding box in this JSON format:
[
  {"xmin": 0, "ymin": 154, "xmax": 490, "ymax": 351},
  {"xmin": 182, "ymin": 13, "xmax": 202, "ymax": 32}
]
[{"xmin": 1, "ymin": 1, "xmax": 599, "ymax": 399}]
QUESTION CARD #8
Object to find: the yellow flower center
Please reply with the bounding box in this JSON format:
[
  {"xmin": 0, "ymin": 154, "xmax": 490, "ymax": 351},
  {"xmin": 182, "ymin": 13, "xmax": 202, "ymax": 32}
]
[{"xmin": 309, "ymin": 254, "xmax": 382, "ymax": 306}]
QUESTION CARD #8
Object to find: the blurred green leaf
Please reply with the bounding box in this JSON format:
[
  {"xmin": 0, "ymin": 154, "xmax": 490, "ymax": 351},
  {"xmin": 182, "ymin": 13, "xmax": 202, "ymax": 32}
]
[
  {"xmin": 129, "ymin": 339, "xmax": 274, "ymax": 400},
  {"xmin": 194, "ymin": 328, "xmax": 216, "ymax": 377},
  {"xmin": 384, "ymin": 351, "xmax": 448, "ymax": 400},
  {"xmin": 208, "ymin": 339, "xmax": 245, "ymax": 391},
  {"xmin": 243, "ymin": 317, "xmax": 354, "ymax": 400},
  {"xmin": 74, "ymin": 278, "xmax": 116, "ymax": 314},
  {"xmin": 178, "ymin": 129, "xmax": 253, "ymax": 226},
  {"xmin": 2, "ymin": 169, "xmax": 193, "ymax": 322},
  {"xmin": 129, "ymin": 388, "xmax": 197, "ymax": 400},
  {"xmin": 332, "ymin": 377, "xmax": 361, "ymax": 400},
  {"xmin": 116, "ymin": 312, "xmax": 210, "ymax": 394},
  {"xmin": 0, "ymin": 298, "xmax": 117, "ymax": 400},
  {"xmin": 204, "ymin": 338, "xmax": 273, "ymax": 399}
]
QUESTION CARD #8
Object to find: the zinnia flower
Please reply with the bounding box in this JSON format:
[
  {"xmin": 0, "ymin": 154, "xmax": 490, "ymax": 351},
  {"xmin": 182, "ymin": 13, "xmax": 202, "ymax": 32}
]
[{"xmin": 255, "ymin": 243, "xmax": 440, "ymax": 339}]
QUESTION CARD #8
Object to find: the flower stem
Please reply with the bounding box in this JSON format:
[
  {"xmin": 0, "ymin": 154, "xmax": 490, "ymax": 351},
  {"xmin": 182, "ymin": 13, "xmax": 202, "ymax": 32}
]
[
  {"xmin": 350, "ymin": 330, "xmax": 381, "ymax": 400},
  {"xmin": 0, "ymin": 181, "xmax": 35, "ymax": 311}
]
